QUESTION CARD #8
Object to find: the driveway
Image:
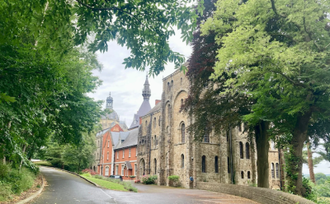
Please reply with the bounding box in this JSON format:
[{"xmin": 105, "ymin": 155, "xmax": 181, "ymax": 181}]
[{"xmin": 32, "ymin": 167, "xmax": 259, "ymax": 204}]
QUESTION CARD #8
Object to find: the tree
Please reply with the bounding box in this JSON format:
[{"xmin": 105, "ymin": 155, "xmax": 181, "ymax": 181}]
[
  {"xmin": 202, "ymin": 0, "xmax": 330, "ymax": 196},
  {"xmin": 186, "ymin": 0, "xmax": 271, "ymax": 187}
]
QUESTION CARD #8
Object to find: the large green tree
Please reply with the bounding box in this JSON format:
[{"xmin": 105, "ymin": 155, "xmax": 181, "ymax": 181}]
[{"xmin": 202, "ymin": 0, "xmax": 330, "ymax": 196}]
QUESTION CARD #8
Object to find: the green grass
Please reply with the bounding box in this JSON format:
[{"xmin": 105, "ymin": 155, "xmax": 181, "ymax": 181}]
[
  {"xmin": 32, "ymin": 160, "xmax": 53, "ymax": 167},
  {"xmin": 81, "ymin": 175, "xmax": 127, "ymax": 191}
]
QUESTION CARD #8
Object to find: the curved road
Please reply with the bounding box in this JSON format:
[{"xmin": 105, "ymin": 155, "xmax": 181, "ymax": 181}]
[{"xmin": 33, "ymin": 167, "xmax": 259, "ymax": 204}]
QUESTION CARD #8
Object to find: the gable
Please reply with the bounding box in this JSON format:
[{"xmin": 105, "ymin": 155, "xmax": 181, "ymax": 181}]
[{"xmin": 111, "ymin": 124, "xmax": 123, "ymax": 132}]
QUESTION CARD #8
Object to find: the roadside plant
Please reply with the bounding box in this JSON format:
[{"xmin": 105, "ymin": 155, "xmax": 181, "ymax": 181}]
[
  {"xmin": 142, "ymin": 175, "xmax": 157, "ymax": 184},
  {"xmin": 168, "ymin": 175, "xmax": 180, "ymax": 187}
]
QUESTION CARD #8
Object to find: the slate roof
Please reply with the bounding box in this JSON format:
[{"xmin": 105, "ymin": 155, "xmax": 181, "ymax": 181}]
[
  {"xmin": 119, "ymin": 121, "xmax": 128, "ymax": 130},
  {"xmin": 111, "ymin": 131, "xmax": 130, "ymax": 148},
  {"xmin": 115, "ymin": 128, "xmax": 138, "ymax": 150},
  {"xmin": 146, "ymin": 102, "xmax": 161, "ymax": 115}
]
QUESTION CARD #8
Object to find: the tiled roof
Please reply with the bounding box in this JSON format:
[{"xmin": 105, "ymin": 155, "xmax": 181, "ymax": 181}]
[
  {"xmin": 115, "ymin": 128, "xmax": 138, "ymax": 149},
  {"xmin": 111, "ymin": 131, "xmax": 130, "ymax": 148}
]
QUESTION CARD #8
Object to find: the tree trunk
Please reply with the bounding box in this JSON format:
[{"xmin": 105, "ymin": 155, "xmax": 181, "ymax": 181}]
[
  {"xmin": 287, "ymin": 111, "xmax": 312, "ymax": 196},
  {"xmin": 307, "ymin": 142, "xmax": 315, "ymax": 184},
  {"xmin": 19, "ymin": 145, "xmax": 27, "ymax": 170},
  {"xmin": 254, "ymin": 121, "xmax": 270, "ymax": 188}
]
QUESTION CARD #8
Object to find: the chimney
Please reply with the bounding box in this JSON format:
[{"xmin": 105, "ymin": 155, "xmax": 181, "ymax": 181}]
[{"xmin": 155, "ymin": 100, "xmax": 161, "ymax": 105}]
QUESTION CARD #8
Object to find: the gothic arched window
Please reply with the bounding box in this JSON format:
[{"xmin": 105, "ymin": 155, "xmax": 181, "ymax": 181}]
[
  {"xmin": 181, "ymin": 123, "xmax": 185, "ymax": 143},
  {"xmin": 271, "ymin": 163, "xmax": 275, "ymax": 178},
  {"xmin": 154, "ymin": 158, "xmax": 157, "ymax": 174},
  {"xmin": 246, "ymin": 142, "xmax": 250, "ymax": 159},
  {"xmin": 181, "ymin": 154, "xmax": 184, "ymax": 168},
  {"xmin": 239, "ymin": 142, "xmax": 244, "ymax": 159},
  {"xmin": 202, "ymin": 155, "xmax": 206, "ymax": 173},
  {"xmin": 247, "ymin": 171, "xmax": 251, "ymax": 179}
]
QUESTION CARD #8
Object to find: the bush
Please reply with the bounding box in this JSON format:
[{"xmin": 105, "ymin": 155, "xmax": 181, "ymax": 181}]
[
  {"xmin": 81, "ymin": 168, "xmax": 97, "ymax": 175},
  {"xmin": 142, "ymin": 175, "xmax": 157, "ymax": 184},
  {"xmin": 302, "ymin": 177, "xmax": 317, "ymax": 202},
  {"xmin": 168, "ymin": 175, "xmax": 180, "ymax": 187},
  {"xmin": 0, "ymin": 163, "xmax": 37, "ymax": 201}
]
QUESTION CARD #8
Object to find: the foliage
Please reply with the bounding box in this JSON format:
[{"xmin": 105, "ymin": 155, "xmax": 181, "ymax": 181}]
[
  {"xmin": 142, "ymin": 175, "xmax": 157, "ymax": 185},
  {"xmin": 302, "ymin": 177, "xmax": 317, "ymax": 202},
  {"xmin": 44, "ymin": 131, "xmax": 97, "ymax": 173},
  {"xmin": 202, "ymin": 0, "xmax": 330, "ymax": 196},
  {"xmin": 168, "ymin": 175, "xmax": 180, "ymax": 187},
  {"xmin": 82, "ymin": 168, "xmax": 97, "ymax": 175},
  {"xmin": 168, "ymin": 175, "xmax": 180, "ymax": 182},
  {"xmin": 314, "ymin": 177, "xmax": 330, "ymax": 198},
  {"xmin": 0, "ymin": 162, "xmax": 38, "ymax": 201}
]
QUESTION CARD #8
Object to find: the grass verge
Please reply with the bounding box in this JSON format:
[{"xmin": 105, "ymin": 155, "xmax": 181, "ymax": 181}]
[
  {"xmin": 0, "ymin": 163, "xmax": 39, "ymax": 202},
  {"xmin": 81, "ymin": 173, "xmax": 137, "ymax": 192}
]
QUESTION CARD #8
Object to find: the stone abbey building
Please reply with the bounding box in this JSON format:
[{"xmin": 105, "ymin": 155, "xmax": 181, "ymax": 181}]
[{"xmin": 94, "ymin": 69, "xmax": 281, "ymax": 189}]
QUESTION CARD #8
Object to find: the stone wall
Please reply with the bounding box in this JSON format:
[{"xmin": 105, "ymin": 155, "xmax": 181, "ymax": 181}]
[{"xmin": 197, "ymin": 182, "xmax": 315, "ymax": 204}]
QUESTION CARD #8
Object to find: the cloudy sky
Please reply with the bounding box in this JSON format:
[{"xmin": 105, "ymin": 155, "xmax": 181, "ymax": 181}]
[{"xmin": 87, "ymin": 32, "xmax": 329, "ymax": 175}]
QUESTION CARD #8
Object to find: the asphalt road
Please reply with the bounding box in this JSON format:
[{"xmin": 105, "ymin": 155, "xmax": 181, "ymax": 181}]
[{"xmin": 32, "ymin": 167, "xmax": 259, "ymax": 204}]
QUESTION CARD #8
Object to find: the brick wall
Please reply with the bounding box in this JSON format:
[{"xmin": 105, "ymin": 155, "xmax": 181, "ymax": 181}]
[{"xmin": 196, "ymin": 182, "xmax": 314, "ymax": 204}]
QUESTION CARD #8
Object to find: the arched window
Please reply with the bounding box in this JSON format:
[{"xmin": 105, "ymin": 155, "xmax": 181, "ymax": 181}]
[
  {"xmin": 153, "ymin": 117, "xmax": 156, "ymax": 128},
  {"xmin": 271, "ymin": 163, "xmax": 275, "ymax": 178},
  {"xmin": 239, "ymin": 142, "xmax": 244, "ymax": 159},
  {"xmin": 181, "ymin": 123, "xmax": 185, "ymax": 143},
  {"xmin": 246, "ymin": 142, "xmax": 250, "ymax": 159},
  {"xmin": 154, "ymin": 158, "xmax": 157, "ymax": 174},
  {"xmin": 202, "ymin": 155, "xmax": 206, "ymax": 173},
  {"xmin": 241, "ymin": 171, "xmax": 244, "ymax": 179},
  {"xmin": 167, "ymin": 82, "xmax": 170, "ymax": 91},
  {"xmin": 181, "ymin": 154, "xmax": 184, "ymax": 168},
  {"xmin": 167, "ymin": 104, "xmax": 171, "ymax": 120},
  {"xmin": 247, "ymin": 171, "xmax": 251, "ymax": 179},
  {"xmin": 158, "ymin": 116, "xmax": 161, "ymax": 126},
  {"xmin": 145, "ymin": 120, "xmax": 148, "ymax": 133},
  {"xmin": 171, "ymin": 80, "xmax": 173, "ymax": 86},
  {"xmin": 215, "ymin": 156, "xmax": 218, "ymax": 173},
  {"xmin": 276, "ymin": 163, "xmax": 279, "ymax": 178}
]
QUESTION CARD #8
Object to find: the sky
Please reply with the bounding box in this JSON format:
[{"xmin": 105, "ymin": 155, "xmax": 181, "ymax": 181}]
[{"xmin": 87, "ymin": 32, "xmax": 330, "ymax": 175}]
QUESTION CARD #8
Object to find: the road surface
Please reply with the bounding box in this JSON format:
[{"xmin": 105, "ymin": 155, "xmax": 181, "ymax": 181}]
[{"xmin": 32, "ymin": 167, "xmax": 259, "ymax": 204}]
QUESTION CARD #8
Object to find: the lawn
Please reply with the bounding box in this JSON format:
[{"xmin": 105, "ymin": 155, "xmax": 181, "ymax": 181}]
[{"xmin": 81, "ymin": 175, "xmax": 127, "ymax": 191}]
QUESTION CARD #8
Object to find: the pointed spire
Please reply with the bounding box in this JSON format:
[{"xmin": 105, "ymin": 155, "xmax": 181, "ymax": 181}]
[{"xmin": 142, "ymin": 75, "xmax": 151, "ymax": 101}]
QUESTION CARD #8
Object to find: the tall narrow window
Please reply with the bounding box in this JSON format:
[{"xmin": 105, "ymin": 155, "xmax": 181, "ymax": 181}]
[
  {"xmin": 203, "ymin": 128, "xmax": 209, "ymax": 143},
  {"xmin": 121, "ymin": 165, "xmax": 124, "ymax": 176},
  {"xmin": 271, "ymin": 163, "xmax": 275, "ymax": 178},
  {"xmin": 247, "ymin": 171, "xmax": 251, "ymax": 179},
  {"xmin": 115, "ymin": 165, "xmax": 118, "ymax": 175},
  {"xmin": 107, "ymin": 152, "xmax": 109, "ymax": 160},
  {"xmin": 246, "ymin": 142, "xmax": 250, "ymax": 159},
  {"xmin": 134, "ymin": 164, "xmax": 137, "ymax": 175},
  {"xmin": 202, "ymin": 155, "xmax": 206, "ymax": 173},
  {"xmin": 123, "ymin": 149, "xmax": 125, "ymax": 158},
  {"xmin": 108, "ymin": 140, "xmax": 110, "ymax": 147},
  {"xmin": 227, "ymin": 157, "xmax": 230, "ymax": 173},
  {"xmin": 145, "ymin": 120, "xmax": 148, "ymax": 133},
  {"xmin": 154, "ymin": 159, "xmax": 157, "ymax": 174},
  {"xmin": 276, "ymin": 163, "xmax": 279, "ymax": 178},
  {"xmin": 105, "ymin": 166, "xmax": 109, "ymax": 176},
  {"xmin": 241, "ymin": 171, "xmax": 244, "ymax": 179},
  {"xmin": 129, "ymin": 148, "xmax": 131, "ymax": 157},
  {"xmin": 181, "ymin": 123, "xmax": 185, "ymax": 143},
  {"xmin": 215, "ymin": 156, "xmax": 219, "ymax": 173},
  {"xmin": 153, "ymin": 117, "xmax": 156, "ymax": 128},
  {"xmin": 239, "ymin": 142, "xmax": 244, "ymax": 159},
  {"xmin": 181, "ymin": 154, "xmax": 184, "ymax": 168},
  {"xmin": 158, "ymin": 116, "xmax": 161, "ymax": 126}
]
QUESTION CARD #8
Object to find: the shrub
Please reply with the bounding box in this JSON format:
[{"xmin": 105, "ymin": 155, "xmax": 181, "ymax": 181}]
[
  {"xmin": 81, "ymin": 168, "xmax": 97, "ymax": 175},
  {"xmin": 302, "ymin": 177, "xmax": 317, "ymax": 202},
  {"xmin": 142, "ymin": 175, "xmax": 157, "ymax": 184},
  {"xmin": 168, "ymin": 175, "xmax": 180, "ymax": 187},
  {"xmin": 0, "ymin": 163, "xmax": 37, "ymax": 201}
]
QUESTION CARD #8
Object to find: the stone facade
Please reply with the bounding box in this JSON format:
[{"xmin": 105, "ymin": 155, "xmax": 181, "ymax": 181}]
[{"xmin": 137, "ymin": 69, "xmax": 280, "ymax": 189}]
